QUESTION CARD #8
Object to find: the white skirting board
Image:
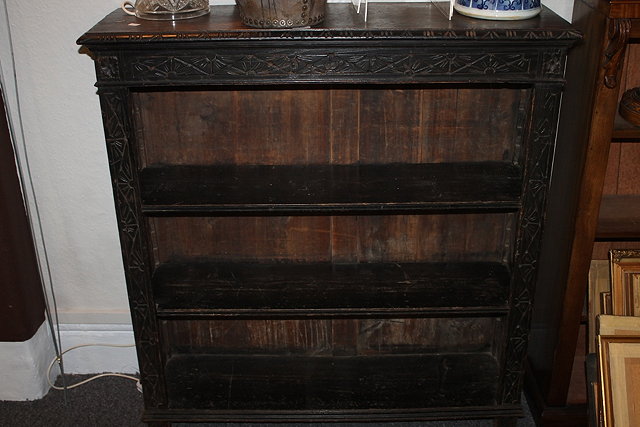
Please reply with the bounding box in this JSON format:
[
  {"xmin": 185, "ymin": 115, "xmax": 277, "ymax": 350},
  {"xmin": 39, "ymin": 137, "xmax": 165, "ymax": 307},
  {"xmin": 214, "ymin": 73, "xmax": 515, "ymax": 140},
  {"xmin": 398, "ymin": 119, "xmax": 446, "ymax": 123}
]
[
  {"xmin": 55, "ymin": 323, "xmax": 139, "ymax": 375},
  {"xmin": 0, "ymin": 322, "xmax": 56, "ymax": 401},
  {"xmin": 0, "ymin": 322, "xmax": 138, "ymax": 401}
]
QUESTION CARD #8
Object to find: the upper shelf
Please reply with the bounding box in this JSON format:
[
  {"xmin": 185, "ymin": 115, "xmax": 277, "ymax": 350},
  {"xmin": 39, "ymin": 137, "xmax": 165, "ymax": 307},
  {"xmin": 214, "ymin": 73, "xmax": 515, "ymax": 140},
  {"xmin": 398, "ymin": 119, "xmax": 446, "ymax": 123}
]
[
  {"xmin": 140, "ymin": 163, "xmax": 522, "ymax": 215},
  {"xmin": 77, "ymin": 5, "xmax": 580, "ymax": 87},
  {"xmin": 77, "ymin": 4, "xmax": 580, "ymax": 46}
]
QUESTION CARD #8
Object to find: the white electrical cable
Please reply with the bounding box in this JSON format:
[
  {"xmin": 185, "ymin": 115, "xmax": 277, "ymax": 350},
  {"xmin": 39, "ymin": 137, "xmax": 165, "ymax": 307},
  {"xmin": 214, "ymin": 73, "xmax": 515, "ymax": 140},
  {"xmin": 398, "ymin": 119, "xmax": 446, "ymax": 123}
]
[{"xmin": 46, "ymin": 343, "xmax": 139, "ymax": 391}]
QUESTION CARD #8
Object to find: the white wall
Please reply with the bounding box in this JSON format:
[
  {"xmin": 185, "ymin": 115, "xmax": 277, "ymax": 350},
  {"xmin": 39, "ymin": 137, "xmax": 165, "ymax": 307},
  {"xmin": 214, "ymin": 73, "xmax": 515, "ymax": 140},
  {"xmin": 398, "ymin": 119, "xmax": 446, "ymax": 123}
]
[{"xmin": 0, "ymin": 0, "xmax": 574, "ymax": 397}]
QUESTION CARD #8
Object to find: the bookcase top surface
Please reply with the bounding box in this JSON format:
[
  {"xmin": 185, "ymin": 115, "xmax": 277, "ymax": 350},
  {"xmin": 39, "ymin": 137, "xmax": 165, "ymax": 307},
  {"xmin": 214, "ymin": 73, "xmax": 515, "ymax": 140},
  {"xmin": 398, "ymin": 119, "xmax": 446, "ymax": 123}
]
[{"xmin": 78, "ymin": 3, "xmax": 580, "ymax": 46}]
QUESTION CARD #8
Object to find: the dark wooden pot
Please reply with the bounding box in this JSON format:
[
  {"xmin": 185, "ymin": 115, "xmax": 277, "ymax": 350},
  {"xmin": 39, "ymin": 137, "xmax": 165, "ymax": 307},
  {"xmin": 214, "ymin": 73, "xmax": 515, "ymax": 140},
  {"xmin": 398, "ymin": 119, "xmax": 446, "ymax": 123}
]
[{"xmin": 235, "ymin": 0, "xmax": 327, "ymax": 28}]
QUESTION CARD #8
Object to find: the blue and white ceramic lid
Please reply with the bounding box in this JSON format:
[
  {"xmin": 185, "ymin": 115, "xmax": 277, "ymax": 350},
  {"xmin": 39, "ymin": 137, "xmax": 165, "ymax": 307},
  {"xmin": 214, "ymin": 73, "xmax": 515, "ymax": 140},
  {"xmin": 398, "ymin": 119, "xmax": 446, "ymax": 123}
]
[{"xmin": 454, "ymin": 0, "xmax": 541, "ymax": 20}]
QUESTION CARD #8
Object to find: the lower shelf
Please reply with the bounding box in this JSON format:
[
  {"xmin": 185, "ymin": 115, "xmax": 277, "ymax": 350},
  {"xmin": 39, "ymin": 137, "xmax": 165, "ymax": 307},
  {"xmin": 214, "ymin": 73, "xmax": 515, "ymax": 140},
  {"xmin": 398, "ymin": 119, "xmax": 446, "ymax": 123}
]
[
  {"xmin": 153, "ymin": 261, "xmax": 511, "ymax": 317},
  {"xmin": 164, "ymin": 353, "xmax": 500, "ymax": 411}
]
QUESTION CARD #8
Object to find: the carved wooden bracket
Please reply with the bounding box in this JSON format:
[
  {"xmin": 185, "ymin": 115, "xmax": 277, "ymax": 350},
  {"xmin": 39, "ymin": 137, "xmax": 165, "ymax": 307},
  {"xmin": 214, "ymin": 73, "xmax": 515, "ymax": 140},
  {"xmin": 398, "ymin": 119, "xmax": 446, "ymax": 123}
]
[{"xmin": 603, "ymin": 18, "xmax": 631, "ymax": 89}]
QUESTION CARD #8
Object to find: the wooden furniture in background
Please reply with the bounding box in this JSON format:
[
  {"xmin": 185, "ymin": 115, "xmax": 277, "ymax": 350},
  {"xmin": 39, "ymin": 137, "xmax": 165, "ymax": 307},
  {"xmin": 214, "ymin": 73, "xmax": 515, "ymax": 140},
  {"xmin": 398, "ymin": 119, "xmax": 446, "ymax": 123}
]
[
  {"xmin": 0, "ymin": 87, "xmax": 46, "ymax": 341},
  {"xmin": 526, "ymin": 0, "xmax": 640, "ymax": 425},
  {"xmin": 78, "ymin": 4, "xmax": 578, "ymax": 425}
]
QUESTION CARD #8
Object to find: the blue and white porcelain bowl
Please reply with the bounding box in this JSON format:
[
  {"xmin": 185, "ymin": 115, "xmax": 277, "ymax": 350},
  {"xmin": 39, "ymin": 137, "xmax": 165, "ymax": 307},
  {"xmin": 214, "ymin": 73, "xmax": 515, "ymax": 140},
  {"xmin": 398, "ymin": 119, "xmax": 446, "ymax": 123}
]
[{"xmin": 454, "ymin": 0, "xmax": 541, "ymax": 20}]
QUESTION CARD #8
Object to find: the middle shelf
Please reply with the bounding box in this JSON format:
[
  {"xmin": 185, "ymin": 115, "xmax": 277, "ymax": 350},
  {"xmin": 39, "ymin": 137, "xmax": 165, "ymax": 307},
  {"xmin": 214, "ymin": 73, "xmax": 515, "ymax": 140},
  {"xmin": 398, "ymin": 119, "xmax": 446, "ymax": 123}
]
[
  {"xmin": 140, "ymin": 162, "xmax": 522, "ymax": 215},
  {"xmin": 152, "ymin": 261, "xmax": 511, "ymax": 318}
]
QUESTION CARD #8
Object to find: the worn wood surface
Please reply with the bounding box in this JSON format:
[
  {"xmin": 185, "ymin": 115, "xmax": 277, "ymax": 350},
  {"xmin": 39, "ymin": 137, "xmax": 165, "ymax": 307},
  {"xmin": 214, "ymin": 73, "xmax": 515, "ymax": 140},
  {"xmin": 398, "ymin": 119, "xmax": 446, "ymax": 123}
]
[
  {"xmin": 597, "ymin": 195, "xmax": 640, "ymax": 238},
  {"xmin": 78, "ymin": 5, "xmax": 578, "ymax": 45},
  {"xmin": 164, "ymin": 353, "xmax": 500, "ymax": 410},
  {"xmin": 78, "ymin": 2, "xmax": 577, "ymax": 423},
  {"xmin": 530, "ymin": 2, "xmax": 640, "ymax": 424},
  {"xmin": 140, "ymin": 163, "xmax": 522, "ymax": 214},
  {"xmin": 160, "ymin": 318, "xmax": 502, "ymax": 358},
  {"xmin": 149, "ymin": 213, "xmax": 513, "ymax": 264},
  {"xmin": 152, "ymin": 261, "xmax": 511, "ymax": 317},
  {"xmin": 133, "ymin": 87, "xmax": 525, "ymax": 167}
]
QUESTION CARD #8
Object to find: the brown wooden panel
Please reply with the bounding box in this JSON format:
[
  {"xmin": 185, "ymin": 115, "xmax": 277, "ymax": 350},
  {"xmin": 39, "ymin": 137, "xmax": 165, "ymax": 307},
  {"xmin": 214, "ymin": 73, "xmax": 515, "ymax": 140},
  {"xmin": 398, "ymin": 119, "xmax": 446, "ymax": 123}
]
[
  {"xmin": 355, "ymin": 214, "xmax": 512, "ymax": 263},
  {"xmin": 358, "ymin": 88, "xmax": 423, "ymax": 163},
  {"xmin": 134, "ymin": 89, "xmax": 332, "ymax": 166},
  {"xmin": 420, "ymin": 88, "xmax": 528, "ymax": 163},
  {"xmin": 151, "ymin": 216, "xmax": 332, "ymax": 263},
  {"xmin": 602, "ymin": 142, "xmax": 621, "ymax": 195},
  {"xmin": 620, "ymin": 43, "xmax": 640, "ymax": 95},
  {"xmin": 161, "ymin": 317, "xmax": 500, "ymax": 355},
  {"xmin": 134, "ymin": 87, "xmax": 527, "ymax": 167},
  {"xmin": 610, "ymin": 1, "xmax": 640, "ymax": 19},
  {"xmin": 616, "ymin": 142, "xmax": 640, "ymax": 193},
  {"xmin": 597, "ymin": 195, "xmax": 640, "ymax": 238},
  {"xmin": 330, "ymin": 216, "xmax": 359, "ymax": 263},
  {"xmin": 150, "ymin": 214, "xmax": 513, "ymax": 264},
  {"xmin": 329, "ymin": 90, "xmax": 359, "ymax": 163}
]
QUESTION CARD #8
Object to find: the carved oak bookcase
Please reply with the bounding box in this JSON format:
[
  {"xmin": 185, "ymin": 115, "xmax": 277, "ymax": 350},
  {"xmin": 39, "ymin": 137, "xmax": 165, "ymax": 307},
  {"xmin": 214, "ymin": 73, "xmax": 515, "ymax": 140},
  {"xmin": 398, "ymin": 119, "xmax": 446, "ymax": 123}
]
[{"xmin": 78, "ymin": 4, "xmax": 579, "ymax": 425}]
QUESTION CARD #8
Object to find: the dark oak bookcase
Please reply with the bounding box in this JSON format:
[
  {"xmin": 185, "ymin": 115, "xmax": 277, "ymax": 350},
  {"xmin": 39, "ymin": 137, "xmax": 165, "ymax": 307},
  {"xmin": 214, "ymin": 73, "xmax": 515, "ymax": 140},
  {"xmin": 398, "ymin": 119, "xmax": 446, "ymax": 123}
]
[{"xmin": 78, "ymin": 4, "xmax": 579, "ymax": 425}]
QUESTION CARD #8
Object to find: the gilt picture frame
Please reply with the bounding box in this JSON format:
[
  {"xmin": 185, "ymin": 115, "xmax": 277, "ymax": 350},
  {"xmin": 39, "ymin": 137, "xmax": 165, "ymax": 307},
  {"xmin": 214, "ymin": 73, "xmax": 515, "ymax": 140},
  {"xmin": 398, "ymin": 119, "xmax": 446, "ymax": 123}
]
[
  {"xmin": 598, "ymin": 335, "xmax": 640, "ymax": 426},
  {"xmin": 609, "ymin": 250, "xmax": 640, "ymax": 316}
]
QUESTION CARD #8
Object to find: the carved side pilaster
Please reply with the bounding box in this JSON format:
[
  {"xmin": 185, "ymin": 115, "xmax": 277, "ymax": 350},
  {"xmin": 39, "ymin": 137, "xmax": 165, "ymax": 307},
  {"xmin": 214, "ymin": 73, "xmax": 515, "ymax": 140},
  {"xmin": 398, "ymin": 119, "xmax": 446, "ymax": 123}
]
[
  {"xmin": 97, "ymin": 88, "xmax": 166, "ymax": 408},
  {"xmin": 500, "ymin": 85, "xmax": 563, "ymax": 404}
]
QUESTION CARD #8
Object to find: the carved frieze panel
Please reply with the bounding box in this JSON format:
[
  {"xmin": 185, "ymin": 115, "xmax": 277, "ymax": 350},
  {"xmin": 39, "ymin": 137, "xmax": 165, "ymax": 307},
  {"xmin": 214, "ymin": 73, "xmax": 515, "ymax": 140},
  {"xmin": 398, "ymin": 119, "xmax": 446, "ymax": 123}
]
[{"xmin": 123, "ymin": 50, "xmax": 545, "ymax": 83}]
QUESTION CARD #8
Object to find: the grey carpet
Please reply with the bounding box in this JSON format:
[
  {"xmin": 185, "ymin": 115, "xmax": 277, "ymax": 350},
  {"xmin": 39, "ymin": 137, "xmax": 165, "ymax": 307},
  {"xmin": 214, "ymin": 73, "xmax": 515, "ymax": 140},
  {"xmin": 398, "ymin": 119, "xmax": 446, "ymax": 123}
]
[{"xmin": 0, "ymin": 375, "xmax": 535, "ymax": 426}]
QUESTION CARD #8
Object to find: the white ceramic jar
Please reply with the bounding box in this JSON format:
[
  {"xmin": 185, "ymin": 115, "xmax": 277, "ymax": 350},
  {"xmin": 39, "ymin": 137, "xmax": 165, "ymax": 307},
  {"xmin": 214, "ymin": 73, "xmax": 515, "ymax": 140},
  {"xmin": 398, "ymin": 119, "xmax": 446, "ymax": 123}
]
[{"xmin": 454, "ymin": 0, "xmax": 541, "ymax": 20}]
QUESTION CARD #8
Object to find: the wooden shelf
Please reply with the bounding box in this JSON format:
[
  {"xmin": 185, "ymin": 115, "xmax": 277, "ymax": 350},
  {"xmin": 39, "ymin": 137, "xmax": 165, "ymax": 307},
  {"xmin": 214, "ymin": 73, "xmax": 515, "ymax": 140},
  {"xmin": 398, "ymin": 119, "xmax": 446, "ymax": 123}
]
[
  {"xmin": 164, "ymin": 353, "xmax": 500, "ymax": 411},
  {"xmin": 612, "ymin": 112, "xmax": 640, "ymax": 141},
  {"xmin": 596, "ymin": 195, "xmax": 640, "ymax": 240},
  {"xmin": 140, "ymin": 163, "xmax": 522, "ymax": 215},
  {"xmin": 153, "ymin": 261, "xmax": 511, "ymax": 318}
]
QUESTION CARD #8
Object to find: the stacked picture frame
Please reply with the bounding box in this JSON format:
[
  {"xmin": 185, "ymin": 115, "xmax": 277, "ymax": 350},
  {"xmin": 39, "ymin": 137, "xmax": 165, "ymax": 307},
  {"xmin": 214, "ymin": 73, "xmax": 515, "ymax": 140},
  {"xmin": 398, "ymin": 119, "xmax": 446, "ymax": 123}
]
[{"xmin": 593, "ymin": 250, "xmax": 640, "ymax": 426}]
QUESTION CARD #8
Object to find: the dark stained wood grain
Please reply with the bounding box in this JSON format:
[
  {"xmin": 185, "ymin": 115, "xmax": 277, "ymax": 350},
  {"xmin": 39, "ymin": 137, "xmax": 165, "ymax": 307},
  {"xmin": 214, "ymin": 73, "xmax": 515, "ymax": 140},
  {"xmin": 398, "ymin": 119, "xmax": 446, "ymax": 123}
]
[
  {"xmin": 164, "ymin": 353, "xmax": 500, "ymax": 410},
  {"xmin": 540, "ymin": 5, "xmax": 623, "ymax": 409},
  {"xmin": 160, "ymin": 317, "xmax": 503, "ymax": 355},
  {"xmin": 140, "ymin": 163, "xmax": 522, "ymax": 214},
  {"xmin": 79, "ymin": 2, "xmax": 577, "ymax": 423},
  {"xmin": 78, "ymin": 5, "xmax": 578, "ymax": 46},
  {"xmin": 132, "ymin": 86, "xmax": 526, "ymax": 168},
  {"xmin": 613, "ymin": 111, "xmax": 640, "ymax": 140},
  {"xmin": 602, "ymin": 142, "xmax": 621, "ymax": 194},
  {"xmin": 616, "ymin": 142, "xmax": 640, "ymax": 193},
  {"xmin": 530, "ymin": 3, "xmax": 640, "ymax": 424},
  {"xmin": 152, "ymin": 261, "xmax": 511, "ymax": 317},
  {"xmin": 596, "ymin": 195, "xmax": 640, "ymax": 239},
  {"xmin": 149, "ymin": 213, "xmax": 513, "ymax": 264}
]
